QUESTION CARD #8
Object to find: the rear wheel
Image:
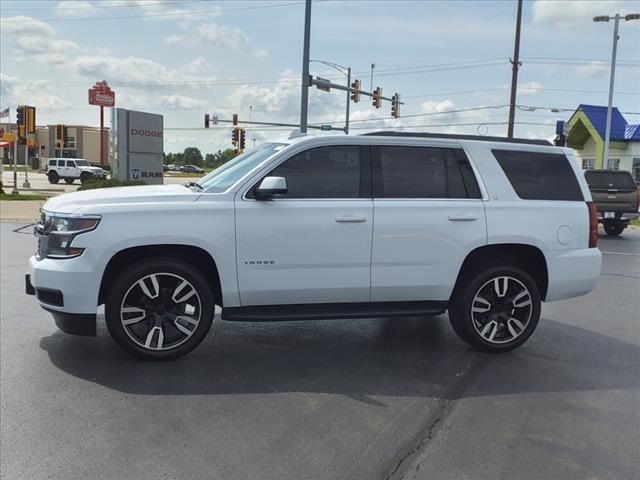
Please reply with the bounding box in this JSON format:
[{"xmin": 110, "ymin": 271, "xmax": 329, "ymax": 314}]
[
  {"xmin": 449, "ymin": 266, "xmax": 541, "ymax": 352},
  {"xmin": 105, "ymin": 258, "xmax": 215, "ymax": 360},
  {"xmin": 48, "ymin": 171, "xmax": 59, "ymax": 184},
  {"xmin": 64, "ymin": 178, "xmax": 74, "ymax": 185},
  {"xmin": 604, "ymin": 222, "xmax": 624, "ymax": 236}
]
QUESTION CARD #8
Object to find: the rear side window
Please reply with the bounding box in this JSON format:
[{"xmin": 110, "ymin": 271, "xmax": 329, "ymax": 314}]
[
  {"xmin": 492, "ymin": 150, "xmax": 583, "ymax": 201},
  {"xmin": 57, "ymin": 160, "xmax": 65, "ymax": 166},
  {"xmin": 48, "ymin": 159, "xmax": 56, "ymax": 166},
  {"xmin": 585, "ymin": 171, "xmax": 636, "ymax": 190},
  {"xmin": 66, "ymin": 161, "xmax": 76, "ymax": 167},
  {"xmin": 373, "ymin": 146, "xmax": 481, "ymax": 199}
]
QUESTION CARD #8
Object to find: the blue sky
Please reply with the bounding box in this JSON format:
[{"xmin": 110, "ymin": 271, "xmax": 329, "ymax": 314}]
[{"xmin": 1, "ymin": 0, "xmax": 639, "ymax": 153}]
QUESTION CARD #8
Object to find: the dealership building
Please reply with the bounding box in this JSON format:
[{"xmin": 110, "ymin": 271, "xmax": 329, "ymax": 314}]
[{"xmin": 1, "ymin": 123, "xmax": 109, "ymax": 167}]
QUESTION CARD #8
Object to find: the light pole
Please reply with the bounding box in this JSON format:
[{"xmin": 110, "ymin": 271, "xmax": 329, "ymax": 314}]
[
  {"xmin": 593, "ymin": 13, "xmax": 639, "ymax": 169},
  {"xmin": 309, "ymin": 59, "xmax": 351, "ymax": 134}
]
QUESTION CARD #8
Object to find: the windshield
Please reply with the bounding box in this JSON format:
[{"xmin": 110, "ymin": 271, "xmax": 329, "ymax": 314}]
[
  {"xmin": 200, "ymin": 142, "xmax": 287, "ymax": 192},
  {"xmin": 75, "ymin": 160, "xmax": 90, "ymax": 166},
  {"xmin": 585, "ymin": 171, "xmax": 636, "ymax": 190}
]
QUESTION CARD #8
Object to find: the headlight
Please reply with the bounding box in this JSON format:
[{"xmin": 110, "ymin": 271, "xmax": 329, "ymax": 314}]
[{"xmin": 37, "ymin": 213, "xmax": 101, "ymax": 259}]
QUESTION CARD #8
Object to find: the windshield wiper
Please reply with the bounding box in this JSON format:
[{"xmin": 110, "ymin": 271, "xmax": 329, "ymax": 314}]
[{"xmin": 184, "ymin": 181, "xmax": 204, "ymax": 191}]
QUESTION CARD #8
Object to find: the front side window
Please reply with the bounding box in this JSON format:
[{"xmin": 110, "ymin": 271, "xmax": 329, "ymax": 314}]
[
  {"xmin": 57, "ymin": 160, "xmax": 65, "ymax": 166},
  {"xmin": 373, "ymin": 146, "xmax": 481, "ymax": 199},
  {"xmin": 267, "ymin": 145, "xmax": 363, "ymax": 199},
  {"xmin": 75, "ymin": 160, "xmax": 89, "ymax": 167}
]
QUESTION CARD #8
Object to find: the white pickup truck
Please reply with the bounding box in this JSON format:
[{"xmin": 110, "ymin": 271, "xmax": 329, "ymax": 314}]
[{"xmin": 27, "ymin": 133, "xmax": 601, "ymax": 360}]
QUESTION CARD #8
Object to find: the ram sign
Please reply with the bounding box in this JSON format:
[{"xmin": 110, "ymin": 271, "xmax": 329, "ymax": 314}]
[{"xmin": 111, "ymin": 108, "xmax": 164, "ymax": 185}]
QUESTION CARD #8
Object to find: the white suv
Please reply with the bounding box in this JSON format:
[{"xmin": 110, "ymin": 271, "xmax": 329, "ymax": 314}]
[
  {"xmin": 27, "ymin": 133, "xmax": 602, "ymax": 360},
  {"xmin": 46, "ymin": 158, "xmax": 106, "ymax": 184}
]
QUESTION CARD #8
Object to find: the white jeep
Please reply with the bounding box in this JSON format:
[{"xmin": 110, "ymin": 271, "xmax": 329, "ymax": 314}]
[
  {"xmin": 27, "ymin": 133, "xmax": 602, "ymax": 360},
  {"xmin": 46, "ymin": 158, "xmax": 106, "ymax": 185}
]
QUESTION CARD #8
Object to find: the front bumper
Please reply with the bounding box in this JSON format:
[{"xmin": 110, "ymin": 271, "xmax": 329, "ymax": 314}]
[{"xmin": 27, "ymin": 253, "xmax": 100, "ymax": 336}]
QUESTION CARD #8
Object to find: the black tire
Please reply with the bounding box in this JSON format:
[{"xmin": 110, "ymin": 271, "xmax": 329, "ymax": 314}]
[
  {"xmin": 64, "ymin": 178, "xmax": 74, "ymax": 185},
  {"xmin": 80, "ymin": 172, "xmax": 91, "ymax": 184},
  {"xmin": 105, "ymin": 258, "xmax": 215, "ymax": 360},
  {"xmin": 48, "ymin": 171, "xmax": 59, "ymax": 184},
  {"xmin": 448, "ymin": 265, "xmax": 541, "ymax": 353},
  {"xmin": 604, "ymin": 222, "xmax": 624, "ymax": 236}
]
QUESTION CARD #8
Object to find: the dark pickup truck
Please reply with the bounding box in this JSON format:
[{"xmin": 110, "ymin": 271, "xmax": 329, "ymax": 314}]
[{"xmin": 585, "ymin": 169, "xmax": 639, "ymax": 236}]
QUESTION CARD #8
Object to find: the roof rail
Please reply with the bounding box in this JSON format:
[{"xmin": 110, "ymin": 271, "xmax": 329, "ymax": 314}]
[{"xmin": 362, "ymin": 131, "xmax": 552, "ymax": 146}]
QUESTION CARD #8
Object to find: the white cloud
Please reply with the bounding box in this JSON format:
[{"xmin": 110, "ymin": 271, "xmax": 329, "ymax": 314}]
[
  {"xmin": 576, "ymin": 62, "xmax": 610, "ymax": 78},
  {"xmin": 254, "ymin": 49, "xmax": 269, "ymax": 61},
  {"xmin": 0, "ymin": 16, "xmax": 55, "ymax": 37},
  {"xmin": 531, "ymin": 1, "xmax": 631, "ymax": 26},
  {"xmin": 0, "ymin": 74, "xmax": 71, "ymax": 111},
  {"xmin": 66, "ymin": 55, "xmax": 211, "ymax": 86},
  {"xmin": 165, "ymin": 22, "xmax": 250, "ymax": 49},
  {"xmin": 519, "ymin": 81, "xmax": 545, "ymax": 96},
  {"xmin": 56, "ymin": 1, "xmax": 98, "ymax": 17},
  {"xmin": 160, "ymin": 95, "xmax": 205, "ymax": 109}
]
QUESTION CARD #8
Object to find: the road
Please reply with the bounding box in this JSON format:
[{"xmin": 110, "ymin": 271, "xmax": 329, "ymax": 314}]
[{"xmin": 1, "ymin": 225, "xmax": 638, "ymax": 480}]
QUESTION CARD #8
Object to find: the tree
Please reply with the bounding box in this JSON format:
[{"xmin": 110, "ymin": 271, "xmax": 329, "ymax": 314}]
[
  {"xmin": 182, "ymin": 147, "xmax": 203, "ymax": 167},
  {"xmin": 204, "ymin": 148, "xmax": 238, "ymax": 169}
]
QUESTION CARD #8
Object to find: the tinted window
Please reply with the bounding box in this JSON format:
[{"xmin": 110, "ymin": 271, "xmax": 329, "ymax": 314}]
[
  {"xmin": 585, "ymin": 171, "xmax": 636, "ymax": 190},
  {"xmin": 57, "ymin": 160, "xmax": 65, "ymax": 166},
  {"xmin": 374, "ymin": 146, "xmax": 480, "ymax": 198},
  {"xmin": 49, "ymin": 159, "xmax": 56, "ymax": 166},
  {"xmin": 66, "ymin": 161, "xmax": 75, "ymax": 167},
  {"xmin": 492, "ymin": 150, "xmax": 583, "ymax": 201},
  {"xmin": 268, "ymin": 146, "xmax": 362, "ymax": 198}
]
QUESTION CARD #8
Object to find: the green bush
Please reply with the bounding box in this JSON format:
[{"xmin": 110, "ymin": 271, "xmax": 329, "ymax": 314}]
[{"xmin": 77, "ymin": 179, "xmax": 145, "ymax": 191}]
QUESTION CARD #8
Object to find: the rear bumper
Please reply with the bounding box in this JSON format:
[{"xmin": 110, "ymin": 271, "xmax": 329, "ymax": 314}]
[
  {"xmin": 545, "ymin": 248, "xmax": 602, "ymax": 302},
  {"xmin": 597, "ymin": 212, "xmax": 640, "ymax": 222}
]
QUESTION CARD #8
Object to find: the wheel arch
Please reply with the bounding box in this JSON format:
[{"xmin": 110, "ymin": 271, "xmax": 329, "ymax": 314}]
[
  {"xmin": 98, "ymin": 244, "xmax": 223, "ymax": 307},
  {"xmin": 452, "ymin": 243, "xmax": 549, "ymax": 301}
]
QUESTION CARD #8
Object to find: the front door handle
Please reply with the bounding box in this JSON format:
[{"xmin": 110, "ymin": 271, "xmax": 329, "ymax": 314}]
[
  {"xmin": 448, "ymin": 213, "xmax": 477, "ymax": 221},
  {"xmin": 335, "ymin": 215, "xmax": 367, "ymax": 223}
]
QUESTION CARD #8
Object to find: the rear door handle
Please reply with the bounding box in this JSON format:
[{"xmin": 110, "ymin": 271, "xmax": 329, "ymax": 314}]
[
  {"xmin": 448, "ymin": 214, "xmax": 477, "ymax": 221},
  {"xmin": 335, "ymin": 215, "xmax": 367, "ymax": 223}
]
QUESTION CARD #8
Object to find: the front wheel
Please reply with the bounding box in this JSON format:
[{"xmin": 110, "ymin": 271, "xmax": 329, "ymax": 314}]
[
  {"xmin": 449, "ymin": 266, "xmax": 541, "ymax": 352},
  {"xmin": 105, "ymin": 259, "xmax": 215, "ymax": 360},
  {"xmin": 604, "ymin": 222, "xmax": 625, "ymax": 236}
]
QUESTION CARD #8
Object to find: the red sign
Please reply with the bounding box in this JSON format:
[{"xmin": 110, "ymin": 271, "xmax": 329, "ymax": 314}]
[{"xmin": 88, "ymin": 80, "xmax": 115, "ymax": 107}]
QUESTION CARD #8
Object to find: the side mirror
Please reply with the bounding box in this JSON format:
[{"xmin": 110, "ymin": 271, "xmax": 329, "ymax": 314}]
[{"xmin": 255, "ymin": 176, "xmax": 287, "ymax": 199}]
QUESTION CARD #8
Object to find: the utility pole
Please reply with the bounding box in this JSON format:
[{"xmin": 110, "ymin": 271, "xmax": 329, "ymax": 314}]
[
  {"xmin": 507, "ymin": 0, "xmax": 523, "ymax": 139},
  {"xmin": 300, "ymin": 0, "xmax": 312, "ymax": 133},
  {"xmin": 602, "ymin": 14, "xmax": 620, "ymax": 170},
  {"xmin": 370, "ymin": 63, "xmax": 375, "ymax": 93}
]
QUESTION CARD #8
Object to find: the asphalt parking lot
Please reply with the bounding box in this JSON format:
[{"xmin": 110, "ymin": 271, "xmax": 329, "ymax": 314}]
[{"xmin": 1, "ymin": 224, "xmax": 639, "ymax": 480}]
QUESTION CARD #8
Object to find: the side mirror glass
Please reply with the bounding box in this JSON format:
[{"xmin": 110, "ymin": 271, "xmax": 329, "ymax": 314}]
[{"xmin": 255, "ymin": 176, "xmax": 287, "ymax": 199}]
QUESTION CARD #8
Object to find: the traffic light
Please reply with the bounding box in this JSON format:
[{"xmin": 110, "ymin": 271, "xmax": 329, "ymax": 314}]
[
  {"xmin": 16, "ymin": 106, "xmax": 24, "ymax": 126},
  {"xmin": 391, "ymin": 93, "xmax": 400, "ymax": 118},
  {"xmin": 63, "ymin": 126, "xmax": 69, "ymax": 147},
  {"xmin": 372, "ymin": 87, "xmax": 382, "ymax": 109},
  {"xmin": 239, "ymin": 128, "xmax": 246, "ymax": 151},
  {"xmin": 350, "ymin": 79, "xmax": 361, "ymax": 103},
  {"xmin": 232, "ymin": 114, "xmax": 238, "ymax": 126},
  {"xmin": 204, "ymin": 114, "xmax": 210, "ymax": 129},
  {"xmin": 56, "ymin": 124, "xmax": 64, "ymax": 140},
  {"xmin": 231, "ymin": 127, "xmax": 239, "ymax": 146},
  {"xmin": 26, "ymin": 106, "xmax": 36, "ymax": 134}
]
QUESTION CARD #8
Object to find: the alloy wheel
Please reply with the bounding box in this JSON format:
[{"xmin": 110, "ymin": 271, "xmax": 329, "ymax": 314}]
[
  {"xmin": 120, "ymin": 273, "xmax": 202, "ymax": 351},
  {"xmin": 470, "ymin": 275, "xmax": 533, "ymax": 345}
]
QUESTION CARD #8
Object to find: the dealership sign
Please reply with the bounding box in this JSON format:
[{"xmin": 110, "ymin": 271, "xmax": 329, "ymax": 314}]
[{"xmin": 88, "ymin": 81, "xmax": 115, "ymax": 107}]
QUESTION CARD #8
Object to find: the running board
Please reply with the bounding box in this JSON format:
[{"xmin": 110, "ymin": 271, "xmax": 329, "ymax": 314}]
[{"xmin": 221, "ymin": 301, "xmax": 448, "ymax": 322}]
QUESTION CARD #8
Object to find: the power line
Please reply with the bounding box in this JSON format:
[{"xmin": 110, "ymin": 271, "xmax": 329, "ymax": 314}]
[{"xmin": 1, "ymin": 1, "xmax": 303, "ymax": 23}]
